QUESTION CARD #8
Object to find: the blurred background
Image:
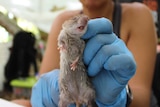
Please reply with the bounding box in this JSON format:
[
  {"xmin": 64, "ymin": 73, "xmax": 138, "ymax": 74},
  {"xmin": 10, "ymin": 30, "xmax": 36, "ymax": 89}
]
[
  {"xmin": 0, "ymin": 0, "xmax": 82, "ymax": 100},
  {"xmin": 0, "ymin": 0, "xmax": 159, "ymax": 104}
]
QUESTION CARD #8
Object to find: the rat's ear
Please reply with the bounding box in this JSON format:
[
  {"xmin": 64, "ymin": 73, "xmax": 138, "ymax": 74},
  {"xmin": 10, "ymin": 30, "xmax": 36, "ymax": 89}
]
[
  {"xmin": 62, "ymin": 23, "xmax": 66, "ymax": 29},
  {"xmin": 62, "ymin": 20, "xmax": 70, "ymax": 29}
]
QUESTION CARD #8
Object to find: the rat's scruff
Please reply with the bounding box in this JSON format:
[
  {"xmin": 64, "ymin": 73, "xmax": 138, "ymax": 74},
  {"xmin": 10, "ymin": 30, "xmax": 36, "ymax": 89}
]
[{"xmin": 57, "ymin": 15, "xmax": 96, "ymax": 107}]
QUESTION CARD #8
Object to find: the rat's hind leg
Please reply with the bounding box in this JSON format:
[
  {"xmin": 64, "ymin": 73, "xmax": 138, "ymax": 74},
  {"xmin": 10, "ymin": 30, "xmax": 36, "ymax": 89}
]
[
  {"xmin": 75, "ymin": 101, "xmax": 82, "ymax": 107},
  {"xmin": 58, "ymin": 97, "xmax": 69, "ymax": 107},
  {"xmin": 80, "ymin": 87, "xmax": 97, "ymax": 107},
  {"xmin": 59, "ymin": 91, "xmax": 72, "ymax": 107}
]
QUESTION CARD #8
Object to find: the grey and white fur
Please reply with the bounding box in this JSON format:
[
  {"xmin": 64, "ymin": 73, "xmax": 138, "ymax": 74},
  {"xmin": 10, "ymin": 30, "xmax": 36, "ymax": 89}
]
[{"xmin": 57, "ymin": 15, "xmax": 97, "ymax": 107}]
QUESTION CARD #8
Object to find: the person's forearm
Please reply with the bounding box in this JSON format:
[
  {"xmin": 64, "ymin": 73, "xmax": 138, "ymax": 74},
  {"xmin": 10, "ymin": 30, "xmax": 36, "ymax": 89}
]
[
  {"xmin": 12, "ymin": 99, "xmax": 32, "ymax": 107},
  {"xmin": 129, "ymin": 87, "xmax": 151, "ymax": 107}
]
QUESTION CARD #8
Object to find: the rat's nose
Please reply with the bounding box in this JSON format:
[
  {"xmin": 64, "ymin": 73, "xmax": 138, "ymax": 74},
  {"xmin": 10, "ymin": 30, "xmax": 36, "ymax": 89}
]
[{"xmin": 83, "ymin": 15, "xmax": 89, "ymax": 21}]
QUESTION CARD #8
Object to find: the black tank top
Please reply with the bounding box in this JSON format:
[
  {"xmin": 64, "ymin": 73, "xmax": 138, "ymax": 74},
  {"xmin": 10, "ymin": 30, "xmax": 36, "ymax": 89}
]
[{"xmin": 112, "ymin": 3, "xmax": 122, "ymax": 38}]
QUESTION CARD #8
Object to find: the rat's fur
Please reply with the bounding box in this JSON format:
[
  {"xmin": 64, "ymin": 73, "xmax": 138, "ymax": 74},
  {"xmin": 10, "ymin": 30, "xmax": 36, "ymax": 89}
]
[{"xmin": 58, "ymin": 15, "xmax": 96, "ymax": 107}]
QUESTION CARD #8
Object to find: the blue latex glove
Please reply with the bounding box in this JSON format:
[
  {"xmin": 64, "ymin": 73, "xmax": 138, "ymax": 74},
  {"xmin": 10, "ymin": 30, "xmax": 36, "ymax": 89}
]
[
  {"xmin": 31, "ymin": 69, "xmax": 79, "ymax": 107},
  {"xmin": 31, "ymin": 18, "xmax": 136, "ymax": 107},
  {"xmin": 81, "ymin": 18, "xmax": 136, "ymax": 106},
  {"xmin": 31, "ymin": 69, "xmax": 59, "ymax": 107}
]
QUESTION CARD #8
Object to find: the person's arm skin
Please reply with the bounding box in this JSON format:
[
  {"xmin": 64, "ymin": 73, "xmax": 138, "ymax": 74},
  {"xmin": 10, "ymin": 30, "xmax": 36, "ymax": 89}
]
[
  {"xmin": 121, "ymin": 3, "xmax": 157, "ymax": 107},
  {"xmin": 12, "ymin": 99, "xmax": 32, "ymax": 107}
]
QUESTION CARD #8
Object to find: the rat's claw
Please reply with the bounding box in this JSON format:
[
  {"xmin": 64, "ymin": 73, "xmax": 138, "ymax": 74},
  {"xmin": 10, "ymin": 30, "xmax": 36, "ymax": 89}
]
[
  {"xmin": 58, "ymin": 45, "xmax": 66, "ymax": 51},
  {"xmin": 71, "ymin": 67, "xmax": 75, "ymax": 71},
  {"xmin": 70, "ymin": 56, "xmax": 79, "ymax": 71},
  {"xmin": 57, "ymin": 47, "xmax": 60, "ymax": 50},
  {"xmin": 70, "ymin": 63, "xmax": 76, "ymax": 71}
]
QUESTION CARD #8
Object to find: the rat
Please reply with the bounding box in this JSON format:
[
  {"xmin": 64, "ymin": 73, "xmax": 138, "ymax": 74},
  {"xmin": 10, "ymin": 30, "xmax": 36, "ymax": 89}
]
[{"xmin": 57, "ymin": 14, "xmax": 97, "ymax": 107}]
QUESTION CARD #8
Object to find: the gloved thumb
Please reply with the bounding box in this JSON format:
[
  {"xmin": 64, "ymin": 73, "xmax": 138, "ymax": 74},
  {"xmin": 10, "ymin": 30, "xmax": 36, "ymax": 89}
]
[{"xmin": 81, "ymin": 17, "xmax": 113, "ymax": 40}]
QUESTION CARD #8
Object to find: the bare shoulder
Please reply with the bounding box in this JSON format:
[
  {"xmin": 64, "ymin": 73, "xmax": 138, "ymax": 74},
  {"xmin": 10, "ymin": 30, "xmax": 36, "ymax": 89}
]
[
  {"xmin": 120, "ymin": 2, "xmax": 155, "ymax": 42},
  {"xmin": 122, "ymin": 2, "xmax": 152, "ymax": 17},
  {"xmin": 121, "ymin": 2, "xmax": 154, "ymax": 27}
]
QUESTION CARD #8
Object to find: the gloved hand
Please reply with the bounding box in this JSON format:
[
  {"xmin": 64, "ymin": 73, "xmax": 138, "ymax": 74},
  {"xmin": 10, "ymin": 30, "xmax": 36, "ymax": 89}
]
[
  {"xmin": 31, "ymin": 18, "xmax": 137, "ymax": 107},
  {"xmin": 31, "ymin": 69, "xmax": 59, "ymax": 107},
  {"xmin": 31, "ymin": 69, "xmax": 79, "ymax": 107},
  {"xmin": 81, "ymin": 18, "xmax": 136, "ymax": 106}
]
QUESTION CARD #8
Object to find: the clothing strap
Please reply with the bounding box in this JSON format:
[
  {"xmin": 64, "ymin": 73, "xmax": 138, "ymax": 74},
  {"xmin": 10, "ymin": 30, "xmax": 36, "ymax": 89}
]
[{"xmin": 112, "ymin": 3, "xmax": 122, "ymax": 37}]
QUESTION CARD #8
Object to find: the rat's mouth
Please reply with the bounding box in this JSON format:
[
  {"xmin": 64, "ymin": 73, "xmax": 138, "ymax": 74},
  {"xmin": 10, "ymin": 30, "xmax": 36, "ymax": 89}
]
[
  {"xmin": 78, "ymin": 26, "xmax": 85, "ymax": 30},
  {"xmin": 77, "ymin": 15, "xmax": 89, "ymax": 32}
]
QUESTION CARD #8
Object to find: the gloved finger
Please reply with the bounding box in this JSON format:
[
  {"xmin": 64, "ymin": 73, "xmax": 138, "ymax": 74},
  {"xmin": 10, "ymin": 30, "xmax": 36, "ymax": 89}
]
[
  {"xmin": 49, "ymin": 70, "xmax": 60, "ymax": 106},
  {"xmin": 91, "ymin": 69, "xmax": 126, "ymax": 104},
  {"xmin": 83, "ymin": 33, "xmax": 117, "ymax": 65},
  {"xmin": 104, "ymin": 54, "xmax": 136, "ymax": 85},
  {"xmin": 81, "ymin": 18, "xmax": 113, "ymax": 40},
  {"xmin": 31, "ymin": 77, "xmax": 44, "ymax": 107},
  {"xmin": 87, "ymin": 43, "xmax": 125, "ymax": 77},
  {"xmin": 31, "ymin": 69, "xmax": 60, "ymax": 107}
]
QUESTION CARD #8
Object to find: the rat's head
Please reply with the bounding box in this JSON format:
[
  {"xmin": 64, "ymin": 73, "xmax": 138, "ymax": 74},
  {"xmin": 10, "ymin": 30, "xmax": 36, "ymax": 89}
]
[{"xmin": 62, "ymin": 15, "xmax": 89, "ymax": 37}]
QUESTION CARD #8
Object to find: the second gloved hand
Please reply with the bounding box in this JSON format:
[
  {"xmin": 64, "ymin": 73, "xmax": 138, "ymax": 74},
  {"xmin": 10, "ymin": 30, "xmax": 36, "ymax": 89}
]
[{"xmin": 31, "ymin": 69, "xmax": 76, "ymax": 107}]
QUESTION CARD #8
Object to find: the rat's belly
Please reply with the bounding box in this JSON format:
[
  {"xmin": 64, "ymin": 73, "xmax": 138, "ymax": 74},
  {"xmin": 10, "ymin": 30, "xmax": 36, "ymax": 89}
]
[{"xmin": 59, "ymin": 63, "xmax": 88, "ymax": 93}]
